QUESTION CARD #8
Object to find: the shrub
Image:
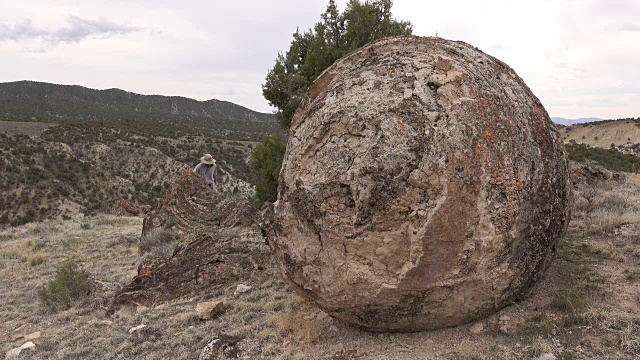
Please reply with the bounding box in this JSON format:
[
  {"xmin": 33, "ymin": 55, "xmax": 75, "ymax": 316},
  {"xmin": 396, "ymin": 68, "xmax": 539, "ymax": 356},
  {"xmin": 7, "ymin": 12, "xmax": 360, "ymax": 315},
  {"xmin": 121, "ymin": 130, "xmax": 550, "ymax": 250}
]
[
  {"xmin": 141, "ymin": 227, "xmax": 178, "ymax": 258},
  {"xmin": 38, "ymin": 261, "xmax": 92, "ymax": 311},
  {"xmin": 29, "ymin": 255, "xmax": 46, "ymax": 266},
  {"xmin": 589, "ymin": 209, "xmax": 640, "ymax": 235},
  {"xmin": 252, "ymin": 135, "xmax": 286, "ymax": 208}
]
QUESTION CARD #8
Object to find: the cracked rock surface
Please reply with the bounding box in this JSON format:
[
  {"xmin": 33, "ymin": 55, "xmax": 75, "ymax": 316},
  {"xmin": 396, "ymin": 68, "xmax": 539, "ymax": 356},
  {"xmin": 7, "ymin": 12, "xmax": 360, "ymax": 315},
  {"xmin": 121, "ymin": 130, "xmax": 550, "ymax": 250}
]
[
  {"xmin": 110, "ymin": 171, "xmax": 268, "ymax": 312},
  {"xmin": 261, "ymin": 36, "xmax": 571, "ymax": 332}
]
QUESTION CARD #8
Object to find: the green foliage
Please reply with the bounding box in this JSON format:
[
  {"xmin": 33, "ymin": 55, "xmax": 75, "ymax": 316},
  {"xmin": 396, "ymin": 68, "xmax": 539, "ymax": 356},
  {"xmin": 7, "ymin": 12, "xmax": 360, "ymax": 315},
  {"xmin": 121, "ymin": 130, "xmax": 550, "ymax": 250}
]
[
  {"xmin": 262, "ymin": 0, "xmax": 412, "ymax": 128},
  {"xmin": 38, "ymin": 260, "xmax": 92, "ymax": 311},
  {"xmin": 255, "ymin": 0, "xmax": 411, "ymax": 206},
  {"xmin": 252, "ymin": 135, "xmax": 286, "ymax": 207},
  {"xmin": 566, "ymin": 142, "xmax": 640, "ymax": 173}
]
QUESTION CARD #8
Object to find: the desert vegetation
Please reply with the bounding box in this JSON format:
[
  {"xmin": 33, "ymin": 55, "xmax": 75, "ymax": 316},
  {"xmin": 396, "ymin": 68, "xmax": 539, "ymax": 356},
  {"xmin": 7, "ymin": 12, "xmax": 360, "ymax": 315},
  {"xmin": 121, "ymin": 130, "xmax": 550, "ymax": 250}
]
[
  {"xmin": 566, "ymin": 141, "xmax": 640, "ymax": 173},
  {"xmin": 0, "ymin": 119, "xmax": 259, "ymax": 226},
  {"xmin": 1, "ymin": 172, "xmax": 639, "ymax": 359}
]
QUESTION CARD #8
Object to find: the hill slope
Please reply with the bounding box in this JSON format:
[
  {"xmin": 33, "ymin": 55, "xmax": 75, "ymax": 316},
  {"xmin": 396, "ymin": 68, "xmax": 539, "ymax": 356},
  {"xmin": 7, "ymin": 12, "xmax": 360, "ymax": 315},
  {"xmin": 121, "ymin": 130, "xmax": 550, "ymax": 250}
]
[
  {"xmin": 560, "ymin": 118, "xmax": 640, "ymax": 148},
  {"xmin": 0, "ymin": 121, "xmax": 256, "ymax": 226},
  {"xmin": 0, "ymin": 81, "xmax": 279, "ymax": 138}
]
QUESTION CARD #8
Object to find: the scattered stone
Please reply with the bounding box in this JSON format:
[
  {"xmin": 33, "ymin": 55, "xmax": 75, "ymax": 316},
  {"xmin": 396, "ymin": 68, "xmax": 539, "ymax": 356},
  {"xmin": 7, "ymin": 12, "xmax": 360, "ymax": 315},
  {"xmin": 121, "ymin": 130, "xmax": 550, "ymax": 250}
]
[
  {"xmin": 536, "ymin": 353, "xmax": 557, "ymax": 360},
  {"xmin": 570, "ymin": 161, "xmax": 626, "ymax": 186},
  {"xmin": 5, "ymin": 341, "xmax": 35, "ymax": 359},
  {"xmin": 137, "ymin": 305, "xmax": 150, "ymax": 314},
  {"xmin": 23, "ymin": 331, "xmax": 40, "ymax": 341},
  {"xmin": 97, "ymin": 320, "xmax": 113, "ymax": 326},
  {"xmin": 5, "ymin": 348, "xmax": 21, "ymax": 359},
  {"xmin": 499, "ymin": 315, "xmax": 511, "ymax": 322},
  {"xmin": 196, "ymin": 300, "xmax": 225, "ymax": 320},
  {"xmin": 199, "ymin": 335, "xmax": 243, "ymax": 360},
  {"xmin": 128, "ymin": 324, "xmax": 147, "ymax": 334},
  {"xmin": 469, "ymin": 322, "xmax": 484, "ymax": 334},
  {"xmin": 234, "ymin": 284, "xmax": 252, "ymax": 295},
  {"xmin": 262, "ymin": 35, "xmax": 571, "ymax": 332}
]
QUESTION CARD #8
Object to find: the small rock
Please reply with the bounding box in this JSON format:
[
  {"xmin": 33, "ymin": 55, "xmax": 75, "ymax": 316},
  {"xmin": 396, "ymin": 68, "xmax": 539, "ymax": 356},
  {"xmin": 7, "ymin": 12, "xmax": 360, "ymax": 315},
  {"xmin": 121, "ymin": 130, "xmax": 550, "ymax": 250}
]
[
  {"xmin": 329, "ymin": 325, "xmax": 339, "ymax": 333},
  {"xmin": 196, "ymin": 300, "xmax": 225, "ymax": 320},
  {"xmin": 234, "ymin": 284, "xmax": 252, "ymax": 295},
  {"xmin": 128, "ymin": 324, "xmax": 147, "ymax": 334},
  {"xmin": 469, "ymin": 322, "xmax": 484, "ymax": 334},
  {"xmin": 5, "ymin": 348, "xmax": 22, "ymax": 359},
  {"xmin": 199, "ymin": 335, "xmax": 243, "ymax": 360},
  {"xmin": 137, "ymin": 305, "xmax": 150, "ymax": 314},
  {"xmin": 536, "ymin": 353, "xmax": 557, "ymax": 360},
  {"xmin": 20, "ymin": 342, "xmax": 35, "ymax": 351},
  {"xmin": 23, "ymin": 331, "xmax": 40, "ymax": 341},
  {"xmin": 5, "ymin": 341, "xmax": 36, "ymax": 359},
  {"xmin": 97, "ymin": 320, "xmax": 113, "ymax": 326},
  {"xmin": 499, "ymin": 315, "xmax": 511, "ymax": 322}
]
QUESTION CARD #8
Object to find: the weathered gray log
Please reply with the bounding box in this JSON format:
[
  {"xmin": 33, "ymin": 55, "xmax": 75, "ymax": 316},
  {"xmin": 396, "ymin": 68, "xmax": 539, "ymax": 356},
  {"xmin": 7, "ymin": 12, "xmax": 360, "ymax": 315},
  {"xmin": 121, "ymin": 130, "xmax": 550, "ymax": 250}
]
[{"xmin": 261, "ymin": 36, "xmax": 571, "ymax": 332}]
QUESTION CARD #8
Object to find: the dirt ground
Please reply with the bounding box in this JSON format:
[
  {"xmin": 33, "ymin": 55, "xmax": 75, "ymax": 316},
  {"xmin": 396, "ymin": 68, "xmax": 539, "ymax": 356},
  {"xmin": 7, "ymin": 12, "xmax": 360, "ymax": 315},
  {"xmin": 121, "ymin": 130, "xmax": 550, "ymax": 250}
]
[{"xmin": 1, "ymin": 176, "xmax": 639, "ymax": 359}]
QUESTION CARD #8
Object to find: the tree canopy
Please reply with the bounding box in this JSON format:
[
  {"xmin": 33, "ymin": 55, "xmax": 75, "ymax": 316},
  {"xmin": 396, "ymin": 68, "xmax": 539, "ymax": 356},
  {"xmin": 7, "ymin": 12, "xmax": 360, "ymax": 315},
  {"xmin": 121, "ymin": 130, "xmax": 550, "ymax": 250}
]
[
  {"xmin": 252, "ymin": 135, "xmax": 287, "ymax": 207},
  {"xmin": 262, "ymin": 0, "xmax": 413, "ymax": 128},
  {"xmin": 254, "ymin": 0, "xmax": 412, "ymax": 207}
]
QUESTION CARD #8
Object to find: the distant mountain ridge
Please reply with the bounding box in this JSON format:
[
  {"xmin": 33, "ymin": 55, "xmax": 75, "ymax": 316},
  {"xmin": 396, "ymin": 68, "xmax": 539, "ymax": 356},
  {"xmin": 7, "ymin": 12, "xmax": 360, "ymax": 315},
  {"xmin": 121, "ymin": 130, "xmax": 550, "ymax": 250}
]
[
  {"xmin": 0, "ymin": 80, "xmax": 278, "ymax": 136},
  {"xmin": 552, "ymin": 117, "xmax": 604, "ymax": 126}
]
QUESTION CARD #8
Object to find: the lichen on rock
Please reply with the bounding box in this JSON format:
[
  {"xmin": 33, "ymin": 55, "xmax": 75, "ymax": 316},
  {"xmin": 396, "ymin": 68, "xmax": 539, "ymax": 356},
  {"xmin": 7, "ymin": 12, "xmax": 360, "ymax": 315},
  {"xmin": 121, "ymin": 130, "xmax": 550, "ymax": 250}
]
[{"xmin": 261, "ymin": 36, "xmax": 571, "ymax": 332}]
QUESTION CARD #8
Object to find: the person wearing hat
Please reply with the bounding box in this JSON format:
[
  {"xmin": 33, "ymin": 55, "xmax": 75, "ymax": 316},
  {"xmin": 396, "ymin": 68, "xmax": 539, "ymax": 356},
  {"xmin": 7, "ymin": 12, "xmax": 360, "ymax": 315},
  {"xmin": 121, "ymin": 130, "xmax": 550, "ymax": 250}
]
[{"xmin": 193, "ymin": 154, "xmax": 218, "ymax": 192}]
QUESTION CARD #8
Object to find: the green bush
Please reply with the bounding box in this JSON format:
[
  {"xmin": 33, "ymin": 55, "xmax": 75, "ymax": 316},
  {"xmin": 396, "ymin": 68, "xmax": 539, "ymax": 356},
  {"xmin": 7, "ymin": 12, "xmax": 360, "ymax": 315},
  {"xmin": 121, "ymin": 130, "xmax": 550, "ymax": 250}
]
[
  {"xmin": 252, "ymin": 135, "xmax": 286, "ymax": 208},
  {"xmin": 38, "ymin": 261, "xmax": 92, "ymax": 311},
  {"xmin": 566, "ymin": 142, "xmax": 640, "ymax": 173}
]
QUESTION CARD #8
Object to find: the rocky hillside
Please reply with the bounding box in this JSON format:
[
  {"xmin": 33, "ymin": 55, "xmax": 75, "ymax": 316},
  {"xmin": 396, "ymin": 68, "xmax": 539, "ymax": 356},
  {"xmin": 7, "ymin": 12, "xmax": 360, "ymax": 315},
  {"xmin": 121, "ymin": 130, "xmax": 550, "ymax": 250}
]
[
  {"xmin": 559, "ymin": 118, "xmax": 640, "ymax": 173},
  {"xmin": 0, "ymin": 81, "xmax": 280, "ymax": 140},
  {"xmin": 560, "ymin": 118, "xmax": 640, "ymax": 148},
  {"xmin": 0, "ymin": 121, "xmax": 256, "ymax": 227}
]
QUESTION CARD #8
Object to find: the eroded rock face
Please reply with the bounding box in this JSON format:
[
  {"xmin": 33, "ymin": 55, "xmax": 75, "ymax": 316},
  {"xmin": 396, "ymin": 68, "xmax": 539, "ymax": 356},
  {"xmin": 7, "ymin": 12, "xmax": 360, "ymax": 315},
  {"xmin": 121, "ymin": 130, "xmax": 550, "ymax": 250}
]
[
  {"xmin": 110, "ymin": 171, "xmax": 268, "ymax": 313},
  {"xmin": 261, "ymin": 36, "xmax": 571, "ymax": 332}
]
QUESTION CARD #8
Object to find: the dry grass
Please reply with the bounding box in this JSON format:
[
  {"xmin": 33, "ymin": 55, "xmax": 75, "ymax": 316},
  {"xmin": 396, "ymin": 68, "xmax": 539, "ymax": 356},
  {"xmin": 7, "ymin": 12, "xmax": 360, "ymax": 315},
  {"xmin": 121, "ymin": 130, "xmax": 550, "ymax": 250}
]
[
  {"xmin": 616, "ymin": 321, "xmax": 640, "ymax": 356},
  {"xmin": 1, "ymin": 174, "xmax": 640, "ymax": 359},
  {"xmin": 588, "ymin": 209, "xmax": 640, "ymax": 235},
  {"xmin": 0, "ymin": 214, "xmax": 332, "ymax": 359},
  {"xmin": 140, "ymin": 227, "xmax": 178, "ymax": 259}
]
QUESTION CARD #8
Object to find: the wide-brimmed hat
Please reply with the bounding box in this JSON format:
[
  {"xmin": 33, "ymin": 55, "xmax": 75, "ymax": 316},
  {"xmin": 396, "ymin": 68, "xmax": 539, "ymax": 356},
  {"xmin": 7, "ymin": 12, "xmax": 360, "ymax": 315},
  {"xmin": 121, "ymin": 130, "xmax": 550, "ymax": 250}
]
[{"xmin": 200, "ymin": 154, "xmax": 216, "ymax": 165}]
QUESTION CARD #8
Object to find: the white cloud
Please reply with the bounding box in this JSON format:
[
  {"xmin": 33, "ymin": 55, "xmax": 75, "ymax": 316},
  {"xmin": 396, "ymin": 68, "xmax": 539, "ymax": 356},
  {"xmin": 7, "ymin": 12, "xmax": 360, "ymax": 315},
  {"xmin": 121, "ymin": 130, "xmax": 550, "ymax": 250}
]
[
  {"xmin": 0, "ymin": 16, "xmax": 141, "ymax": 44},
  {"xmin": 0, "ymin": 0, "xmax": 638, "ymax": 119}
]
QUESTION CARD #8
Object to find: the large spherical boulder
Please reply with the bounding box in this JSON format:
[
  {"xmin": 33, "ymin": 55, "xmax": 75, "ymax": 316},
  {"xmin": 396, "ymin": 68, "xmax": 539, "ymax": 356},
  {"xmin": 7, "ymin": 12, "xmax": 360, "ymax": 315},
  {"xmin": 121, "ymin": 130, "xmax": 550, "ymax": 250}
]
[{"xmin": 261, "ymin": 36, "xmax": 570, "ymax": 332}]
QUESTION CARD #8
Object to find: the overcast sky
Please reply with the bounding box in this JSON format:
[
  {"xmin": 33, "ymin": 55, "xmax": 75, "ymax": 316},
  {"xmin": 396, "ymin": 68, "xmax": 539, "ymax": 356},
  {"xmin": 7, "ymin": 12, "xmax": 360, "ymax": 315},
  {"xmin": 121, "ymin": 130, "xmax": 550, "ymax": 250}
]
[{"xmin": 0, "ymin": 0, "xmax": 638, "ymax": 119}]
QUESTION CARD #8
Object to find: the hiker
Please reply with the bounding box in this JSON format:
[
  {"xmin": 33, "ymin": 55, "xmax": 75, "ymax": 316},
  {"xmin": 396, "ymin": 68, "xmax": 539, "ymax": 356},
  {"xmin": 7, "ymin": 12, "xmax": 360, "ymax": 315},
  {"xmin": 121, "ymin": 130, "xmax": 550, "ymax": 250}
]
[{"xmin": 193, "ymin": 154, "xmax": 218, "ymax": 192}]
